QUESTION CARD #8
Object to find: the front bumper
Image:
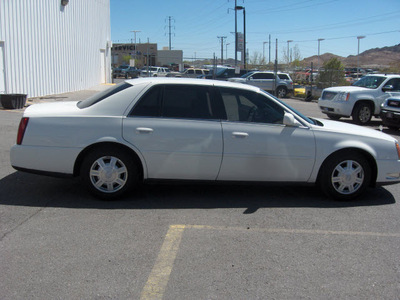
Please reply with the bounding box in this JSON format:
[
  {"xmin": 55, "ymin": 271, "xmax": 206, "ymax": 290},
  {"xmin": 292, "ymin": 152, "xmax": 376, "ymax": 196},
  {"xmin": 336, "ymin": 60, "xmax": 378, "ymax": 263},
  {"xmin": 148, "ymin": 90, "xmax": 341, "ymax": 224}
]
[
  {"xmin": 380, "ymin": 109, "xmax": 400, "ymax": 128},
  {"xmin": 318, "ymin": 99, "xmax": 352, "ymax": 117}
]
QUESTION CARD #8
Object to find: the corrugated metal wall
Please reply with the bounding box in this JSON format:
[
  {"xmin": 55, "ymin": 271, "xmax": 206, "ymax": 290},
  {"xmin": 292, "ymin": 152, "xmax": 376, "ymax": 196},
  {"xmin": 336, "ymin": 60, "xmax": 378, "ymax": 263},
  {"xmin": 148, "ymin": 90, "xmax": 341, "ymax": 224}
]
[{"xmin": 0, "ymin": 0, "xmax": 111, "ymax": 97}]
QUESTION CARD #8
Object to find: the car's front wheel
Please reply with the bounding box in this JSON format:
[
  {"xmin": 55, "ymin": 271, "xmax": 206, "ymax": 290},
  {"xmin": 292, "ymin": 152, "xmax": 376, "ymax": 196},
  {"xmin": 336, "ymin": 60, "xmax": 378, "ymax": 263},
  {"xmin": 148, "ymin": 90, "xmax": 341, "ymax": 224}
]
[
  {"xmin": 80, "ymin": 146, "xmax": 139, "ymax": 200},
  {"xmin": 276, "ymin": 86, "xmax": 287, "ymax": 98},
  {"xmin": 352, "ymin": 102, "xmax": 372, "ymax": 124},
  {"xmin": 319, "ymin": 151, "xmax": 371, "ymax": 200}
]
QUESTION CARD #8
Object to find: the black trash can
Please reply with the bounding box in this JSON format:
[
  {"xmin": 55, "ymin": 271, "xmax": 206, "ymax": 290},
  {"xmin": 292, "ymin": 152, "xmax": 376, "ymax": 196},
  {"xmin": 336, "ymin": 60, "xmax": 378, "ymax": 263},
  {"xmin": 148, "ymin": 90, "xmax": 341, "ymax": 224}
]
[{"xmin": 0, "ymin": 94, "xmax": 27, "ymax": 109}]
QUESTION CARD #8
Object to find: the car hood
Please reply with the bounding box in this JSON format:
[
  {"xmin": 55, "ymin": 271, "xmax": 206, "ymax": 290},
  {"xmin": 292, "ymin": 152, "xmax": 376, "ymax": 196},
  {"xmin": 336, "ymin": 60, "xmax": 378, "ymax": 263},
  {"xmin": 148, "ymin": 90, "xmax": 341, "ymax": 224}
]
[
  {"xmin": 314, "ymin": 118, "xmax": 396, "ymax": 142},
  {"xmin": 23, "ymin": 101, "xmax": 82, "ymax": 117},
  {"xmin": 322, "ymin": 86, "xmax": 372, "ymax": 93}
]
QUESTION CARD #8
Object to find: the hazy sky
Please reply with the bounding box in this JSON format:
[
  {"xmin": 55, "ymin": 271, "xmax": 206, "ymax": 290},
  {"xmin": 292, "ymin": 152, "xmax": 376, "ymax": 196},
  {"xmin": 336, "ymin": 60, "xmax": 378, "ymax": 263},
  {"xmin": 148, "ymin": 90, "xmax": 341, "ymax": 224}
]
[{"xmin": 110, "ymin": 0, "xmax": 400, "ymax": 62}]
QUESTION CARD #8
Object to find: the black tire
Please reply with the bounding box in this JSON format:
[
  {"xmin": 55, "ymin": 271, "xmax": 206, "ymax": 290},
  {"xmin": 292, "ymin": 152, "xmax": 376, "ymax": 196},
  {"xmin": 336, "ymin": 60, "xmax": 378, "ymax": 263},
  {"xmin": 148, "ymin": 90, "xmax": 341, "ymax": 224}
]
[
  {"xmin": 352, "ymin": 103, "xmax": 372, "ymax": 124},
  {"xmin": 276, "ymin": 86, "xmax": 287, "ymax": 98},
  {"xmin": 80, "ymin": 146, "xmax": 139, "ymax": 200},
  {"xmin": 319, "ymin": 151, "xmax": 371, "ymax": 201},
  {"xmin": 327, "ymin": 114, "xmax": 341, "ymax": 120}
]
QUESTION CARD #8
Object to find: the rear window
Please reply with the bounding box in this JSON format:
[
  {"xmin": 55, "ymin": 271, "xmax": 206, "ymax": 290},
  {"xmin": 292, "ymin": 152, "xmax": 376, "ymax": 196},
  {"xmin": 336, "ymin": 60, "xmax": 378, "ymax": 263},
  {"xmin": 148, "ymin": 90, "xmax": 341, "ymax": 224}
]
[
  {"xmin": 77, "ymin": 82, "xmax": 132, "ymax": 108},
  {"xmin": 278, "ymin": 74, "xmax": 289, "ymax": 80}
]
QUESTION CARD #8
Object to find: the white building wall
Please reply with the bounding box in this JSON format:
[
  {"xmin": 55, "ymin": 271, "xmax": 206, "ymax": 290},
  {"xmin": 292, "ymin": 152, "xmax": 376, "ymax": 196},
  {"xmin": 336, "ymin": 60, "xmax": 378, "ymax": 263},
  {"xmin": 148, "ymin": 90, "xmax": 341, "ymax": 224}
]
[{"xmin": 0, "ymin": 0, "xmax": 111, "ymax": 97}]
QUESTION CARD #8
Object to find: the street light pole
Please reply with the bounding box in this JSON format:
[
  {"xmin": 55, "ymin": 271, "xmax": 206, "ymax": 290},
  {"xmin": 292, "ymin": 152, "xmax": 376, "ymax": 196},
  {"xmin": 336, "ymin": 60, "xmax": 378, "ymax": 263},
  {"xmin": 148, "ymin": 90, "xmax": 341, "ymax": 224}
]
[
  {"xmin": 287, "ymin": 40, "xmax": 293, "ymax": 66},
  {"xmin": 130, "ymin": 30, "xmax": 141, "ymax": 66},
  {"xmin": 234, "ymin": 0, "xmax": 237, "ymax": 67},
  {"xmin": 235, "ymin": 6, "xmax": 246, "ymax": 69},
  {"xmin": 263, "ymin": 41, "xmax": 268, "ymax": 65},
  {"xmin": 317, "ymin": 38, "xmax": 324, "ymax": 71},
  {"xmin": 357, "ymin": 36, "xmax": 365, "ymax": 79}
]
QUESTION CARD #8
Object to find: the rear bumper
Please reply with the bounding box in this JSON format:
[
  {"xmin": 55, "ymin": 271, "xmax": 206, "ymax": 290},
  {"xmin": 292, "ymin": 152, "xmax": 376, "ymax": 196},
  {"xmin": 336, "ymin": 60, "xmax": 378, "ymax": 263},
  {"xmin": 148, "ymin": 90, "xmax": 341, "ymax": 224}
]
[{"xmin": 10, "ymin": 144, "xmax": 81, "ymax": 176}]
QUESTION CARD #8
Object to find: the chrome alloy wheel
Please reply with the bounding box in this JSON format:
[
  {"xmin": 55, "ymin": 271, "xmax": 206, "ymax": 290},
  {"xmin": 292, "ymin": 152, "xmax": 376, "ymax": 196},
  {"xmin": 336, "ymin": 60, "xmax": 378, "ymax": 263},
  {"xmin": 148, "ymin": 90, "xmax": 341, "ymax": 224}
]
[
  {"xmin": 331, "ymin": 160, "xmax": 364, "ymax": 195},
  {"xmin": 89, "ymin": 156, "xmax": 128, "ymax": 193},
  {"xmin": 358, "ymin": 106, "xmax": 371, "ymax": 124}
]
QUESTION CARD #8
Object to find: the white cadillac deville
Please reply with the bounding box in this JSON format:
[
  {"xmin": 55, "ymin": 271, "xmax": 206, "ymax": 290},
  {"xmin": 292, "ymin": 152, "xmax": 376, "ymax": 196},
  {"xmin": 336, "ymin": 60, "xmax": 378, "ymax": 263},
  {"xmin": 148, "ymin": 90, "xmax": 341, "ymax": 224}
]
[{"xmin": 10, "ymin": 78, "xmax": 400, "ymax": 200}]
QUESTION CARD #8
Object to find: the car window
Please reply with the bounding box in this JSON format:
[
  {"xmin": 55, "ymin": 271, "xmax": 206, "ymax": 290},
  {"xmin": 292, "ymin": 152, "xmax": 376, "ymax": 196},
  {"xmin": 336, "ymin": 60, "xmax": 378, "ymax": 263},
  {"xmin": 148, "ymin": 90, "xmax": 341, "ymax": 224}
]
[
  {"xmin": 77, "ymin": 82, "xmax": 132, "ymax": 108},
  {"xmin": 188, "ymin": 69, "xmax": 194, "ymax": 74},
  {"xmin": 130, "ymin": 85, "xmax": 162, "ymax": 117},
  {"xmin": 195, "ymin": 70, "xmax": 203, "ymax": 75},
  {"xmin": 219, "ymin": 87, "xmax": 284, "ymax": 124},
  {"xmin": 131, "ymin": 84, "xmax": 217, "ymax": 120},
  {"xmin": 278, "ymin": 74, "xmax": 289, "ymax": 80},
  {"xmin": 253, "ymin": 73, "xmax": 274, "ymax": 80},
  {"xmin": 163, "ymin": 85, "xmax": 214, "ymax": 119},
  {"xmin": 385, "ymin": 78, "xmax": 400, "ymax": 92}
]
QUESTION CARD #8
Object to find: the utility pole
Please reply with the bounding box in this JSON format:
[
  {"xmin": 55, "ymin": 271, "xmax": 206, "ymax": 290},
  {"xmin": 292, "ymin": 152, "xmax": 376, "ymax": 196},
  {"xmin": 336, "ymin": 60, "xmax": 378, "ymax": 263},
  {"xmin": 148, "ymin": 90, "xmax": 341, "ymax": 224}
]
[
  {"xmin": 218, "ymin": 36, "xmax": 227, "ymax": 65},
  {"xmin": 234, "ymin": 0, "xmax": 237, "ymax": 67},
  {"xmin": 130, "ymin": 30, "xmax": 141, "ymax": 66},
  {"xmin": 269, "ymin": 34, "xmax": 271, "ymax": 64},
  {"xmin": 166, "ymin": 16, "xmax": 175, "ymax": 50}
]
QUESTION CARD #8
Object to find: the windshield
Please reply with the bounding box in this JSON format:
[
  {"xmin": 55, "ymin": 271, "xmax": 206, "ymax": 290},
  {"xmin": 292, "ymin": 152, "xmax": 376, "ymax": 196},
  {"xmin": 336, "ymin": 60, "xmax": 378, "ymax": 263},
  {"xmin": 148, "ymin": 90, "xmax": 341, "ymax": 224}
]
[
  {"xmin": 241, "ymin": 72, "xmax": 255, "ymax": 78},
  {"xmin": 352, "ymin": 76, "xmax": 386, "ymax": 89}
]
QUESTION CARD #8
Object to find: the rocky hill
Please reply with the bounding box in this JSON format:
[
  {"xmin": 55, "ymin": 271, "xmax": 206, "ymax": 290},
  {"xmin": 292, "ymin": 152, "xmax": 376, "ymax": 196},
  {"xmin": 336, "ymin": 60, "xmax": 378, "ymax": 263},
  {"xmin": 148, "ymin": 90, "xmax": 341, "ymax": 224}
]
[{"xmin": 303, "ymin": 44, "xmax": 400, "ymax": 69}]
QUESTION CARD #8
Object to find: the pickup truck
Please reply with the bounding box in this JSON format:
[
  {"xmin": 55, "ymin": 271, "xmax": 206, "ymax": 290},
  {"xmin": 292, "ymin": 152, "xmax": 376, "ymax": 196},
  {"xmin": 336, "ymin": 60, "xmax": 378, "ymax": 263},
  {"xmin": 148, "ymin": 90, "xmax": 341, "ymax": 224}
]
[{"xmin": 318, "ymin": 74, "xmax": 400, "ymax": 124}]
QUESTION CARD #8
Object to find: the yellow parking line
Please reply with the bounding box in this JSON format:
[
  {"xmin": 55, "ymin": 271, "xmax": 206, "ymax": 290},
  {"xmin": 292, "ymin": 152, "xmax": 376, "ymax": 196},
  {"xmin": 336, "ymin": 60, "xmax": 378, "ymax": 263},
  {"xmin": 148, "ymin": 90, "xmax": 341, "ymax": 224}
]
[
  {"xmin": 140, "ymin": 224, "xmax": 400, "ymax": 299},
  {"xmin": 185, "ymin": 225, "xmax": 400, "ymax": 238},
  {"xmin": 140, "ymin": 225, "xmax": 186, "ymax": 300}
]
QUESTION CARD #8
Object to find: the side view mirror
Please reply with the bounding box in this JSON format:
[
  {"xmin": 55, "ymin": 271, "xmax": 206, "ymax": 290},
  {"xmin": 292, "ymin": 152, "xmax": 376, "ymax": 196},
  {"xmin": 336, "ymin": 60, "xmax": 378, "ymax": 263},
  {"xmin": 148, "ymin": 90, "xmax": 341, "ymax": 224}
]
[
  {"xmin": 382, "ymin": 85, "xmax": 394, "ymax": 92},
  {"xmin": 283, "ymin": 112, "xmax": 301, "ymax": 127}
]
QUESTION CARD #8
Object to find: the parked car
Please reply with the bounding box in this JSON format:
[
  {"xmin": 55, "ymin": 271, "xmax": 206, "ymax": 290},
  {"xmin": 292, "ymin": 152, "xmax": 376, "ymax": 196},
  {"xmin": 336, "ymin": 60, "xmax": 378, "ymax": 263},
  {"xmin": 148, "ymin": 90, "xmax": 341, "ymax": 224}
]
[
  {"xmin": 318, "ymin": 74, "xmax": 400, "ymax": 124},
  {"xmin": 125, "ymin": 66, "xmax": 140, "ymax": 78},
  {"xmin": 140, "ymin": 66, "xmax": 170, "ymax": 77},
  {"xmin": 112, "ymin": 65, "xmax": 130, "ymax": 78},
  {"xmin": 293, "ymin": 84, "xmax": 306, "ymax": 97},
  {"xmin": 228, "ymin": 71, "xmax": 293, "ymax": 98},
  {"xmin": 173, "ymin": 68, "xmax": 210, "ymax": 78},
  {"xmin": 11, "ymin": 78, "xmax": 400, "ymax": 200},
  {"xmin": 380, "ymin": 96, "xmax": 400, "ymax": 130},
  {"xmin": 202, "ymin": 66, "xmax": 238, "ymax": 80}
]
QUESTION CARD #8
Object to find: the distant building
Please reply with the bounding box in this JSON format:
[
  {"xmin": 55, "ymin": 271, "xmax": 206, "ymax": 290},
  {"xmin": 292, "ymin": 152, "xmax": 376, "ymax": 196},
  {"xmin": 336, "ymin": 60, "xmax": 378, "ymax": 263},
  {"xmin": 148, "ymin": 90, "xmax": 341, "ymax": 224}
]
[
  {"xmin": 112, "ymin": 43, "xmax": 158, "ymax": 68},
  {"xmin": 158, "ymin": 50, "xmax": 183, "ymax": 71},
  {"xmin": 111, "ymin": 43, "xmax": 183, "ymax": 70},
  {"xmin": 0, "ymin": 0, "xmax": 112, "ymax": 98}
]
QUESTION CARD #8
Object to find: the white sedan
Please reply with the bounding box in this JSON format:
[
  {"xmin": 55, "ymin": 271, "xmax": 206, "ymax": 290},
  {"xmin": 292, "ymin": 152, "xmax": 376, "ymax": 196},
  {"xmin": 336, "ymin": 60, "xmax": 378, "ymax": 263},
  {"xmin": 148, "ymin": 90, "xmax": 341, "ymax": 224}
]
[{"xmin": 10, "ymin": 78, "xmax": 400, "ymax": 200}]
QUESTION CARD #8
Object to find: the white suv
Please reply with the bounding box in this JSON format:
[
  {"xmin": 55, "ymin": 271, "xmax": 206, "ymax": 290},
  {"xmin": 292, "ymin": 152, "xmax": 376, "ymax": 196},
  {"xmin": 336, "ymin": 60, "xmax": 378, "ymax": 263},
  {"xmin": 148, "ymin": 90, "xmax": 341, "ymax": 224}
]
[
  {"xmin": 318, "ymin": 74, "xmax": 400, "ymax": 124},
  {"xmin": 140, "ymin": 67, "xmax": 170, "ymax": 77},
  {"xmin": 228, "ymin": 71, "xmax": 293, "ymax": 98}
]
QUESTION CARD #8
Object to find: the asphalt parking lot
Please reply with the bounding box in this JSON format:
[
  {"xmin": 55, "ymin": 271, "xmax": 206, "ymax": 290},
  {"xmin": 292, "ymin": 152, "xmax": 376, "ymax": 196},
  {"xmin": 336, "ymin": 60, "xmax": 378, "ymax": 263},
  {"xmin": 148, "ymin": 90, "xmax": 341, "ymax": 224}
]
[{"xmin": 1, "ymin": 85, "xmax": 400, "ymax": 299}]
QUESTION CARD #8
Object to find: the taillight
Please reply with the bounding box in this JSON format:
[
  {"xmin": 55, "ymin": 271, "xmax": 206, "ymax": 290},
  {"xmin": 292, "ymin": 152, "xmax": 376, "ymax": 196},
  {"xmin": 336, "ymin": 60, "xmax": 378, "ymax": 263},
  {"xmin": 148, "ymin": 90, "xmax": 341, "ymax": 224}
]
[
  {"xmin": 17, "ymin": 117, "xmax": 29, "ymax": 145},
  {"xmin": 396, "ymin": 142, "xmax": 400, "ymax": 160}
]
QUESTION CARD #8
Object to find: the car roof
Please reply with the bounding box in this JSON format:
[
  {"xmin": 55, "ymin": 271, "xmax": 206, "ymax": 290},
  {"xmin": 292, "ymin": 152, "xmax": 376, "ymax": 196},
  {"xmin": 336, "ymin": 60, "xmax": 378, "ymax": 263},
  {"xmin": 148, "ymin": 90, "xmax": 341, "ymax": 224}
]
[{"xmin": 125, "ymin": 77, "xmax": 262, "ymax": 92}]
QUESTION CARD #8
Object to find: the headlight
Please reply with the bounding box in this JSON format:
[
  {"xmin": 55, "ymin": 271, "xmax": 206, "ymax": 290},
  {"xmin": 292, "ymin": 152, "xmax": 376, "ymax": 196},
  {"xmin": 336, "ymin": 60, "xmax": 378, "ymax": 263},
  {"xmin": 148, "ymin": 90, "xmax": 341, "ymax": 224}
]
[{"xmin": 338, "ymin": 92, "xmax": 350, "ymax": 101}]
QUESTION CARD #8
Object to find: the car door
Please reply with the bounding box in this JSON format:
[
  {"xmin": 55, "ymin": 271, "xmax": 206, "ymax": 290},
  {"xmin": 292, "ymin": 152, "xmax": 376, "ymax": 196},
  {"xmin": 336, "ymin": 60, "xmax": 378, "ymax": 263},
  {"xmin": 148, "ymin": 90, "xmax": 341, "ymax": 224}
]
[
  {"xmin": 217, "ymin": 87, "xmax": 316, "ymax": 182},
  {"xmin": 123, "ymin": 84, "xmax": 223, "ymax": 180}
]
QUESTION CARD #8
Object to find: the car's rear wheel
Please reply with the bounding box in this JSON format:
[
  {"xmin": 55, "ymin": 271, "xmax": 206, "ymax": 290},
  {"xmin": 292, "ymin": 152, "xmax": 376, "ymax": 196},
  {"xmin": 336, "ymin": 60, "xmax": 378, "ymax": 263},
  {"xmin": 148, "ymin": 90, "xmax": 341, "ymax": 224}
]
[
  {"xmin": 276, "ymin": 86, "xmax": 287, "ymax": 98},
  {"xmin": 80, "ymin": 146, "xmax": 139, "ymax": 200},
  {"xmin": 352, "ymin": 103, "xmax": 372, "ymax": 124},
  {"xmin": 319, "ymin": 151, "xmax": 371, "ymax": 200}
]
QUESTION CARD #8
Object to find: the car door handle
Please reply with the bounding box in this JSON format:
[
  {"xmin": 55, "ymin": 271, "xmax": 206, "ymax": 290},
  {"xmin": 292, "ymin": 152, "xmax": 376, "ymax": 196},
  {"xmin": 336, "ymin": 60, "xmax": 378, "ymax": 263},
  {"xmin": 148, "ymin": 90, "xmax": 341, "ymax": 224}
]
[
  {"xmin": 136, "ymin": 127, "xmax": 154, "ymax": 134},
  {"xmin": 232, "ymin": 132, "xmax": 249, "ymax": 138}
]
